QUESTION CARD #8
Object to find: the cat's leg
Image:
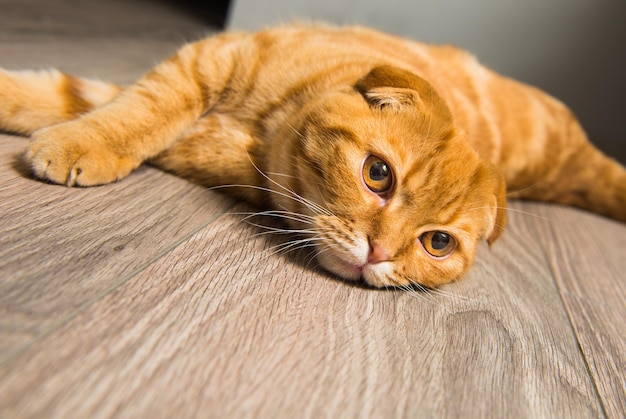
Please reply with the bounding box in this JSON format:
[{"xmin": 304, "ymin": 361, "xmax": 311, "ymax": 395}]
[
  {"xmin": 0, "ymin": 68, "xmax": 121, "ymax": 135},
  {"xmin": 17, "ymin": 33, "xmax": 249, "ymax": 186},
  {"xmin": 149, "ymin": 113, "xmax": 268, "ymax": 204}
]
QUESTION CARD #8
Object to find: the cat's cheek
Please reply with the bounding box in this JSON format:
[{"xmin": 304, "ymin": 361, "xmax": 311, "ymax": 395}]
[
  {"xmin": 428, "ymin": 256, "xmax": 472, "ymax": 287},
  {"xmin": 358, "ymin": 178, "xmax": 388, "ymax": 207}
]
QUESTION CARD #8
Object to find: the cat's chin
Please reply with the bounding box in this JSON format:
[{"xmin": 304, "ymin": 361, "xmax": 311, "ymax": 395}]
[
  {"xmin": 321, "ymin": 254, "xmax": 364, "ymax": 281},
  {"xmin": 318, "ymin": 252, "xmax": 396, "ymax": 288}
]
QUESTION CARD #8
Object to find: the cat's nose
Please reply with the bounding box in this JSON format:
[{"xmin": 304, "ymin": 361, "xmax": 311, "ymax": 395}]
[{"xmin": 368, "ymin": 241, "xmax": 390, "ymax": 264}]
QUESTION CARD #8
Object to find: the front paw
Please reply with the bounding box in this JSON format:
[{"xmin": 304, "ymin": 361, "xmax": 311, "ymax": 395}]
[{"xmin": 24, "ymin": 123, "xmax": 137, "ymax": 186}]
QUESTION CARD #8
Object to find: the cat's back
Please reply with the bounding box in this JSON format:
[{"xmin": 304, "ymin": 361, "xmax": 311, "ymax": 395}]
[
  {"xmin": 211, "ymin": 24, "xmax": 559, "ymax": 171},
  {"xmin": 213, "ymin": 24, "xmax": 507, "ymax": 115},
  {"xmin": 214, "ymin": 24, "xmax": 477, "ymax": 117},
  {"xmin": 238, "ymin": 24, "xmax": 466, "ymax": 85}
]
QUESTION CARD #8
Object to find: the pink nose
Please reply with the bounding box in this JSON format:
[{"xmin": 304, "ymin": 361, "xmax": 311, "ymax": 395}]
[{"xmin": 368, "ymin": 241, "xmax": 390, "ymax": 264}]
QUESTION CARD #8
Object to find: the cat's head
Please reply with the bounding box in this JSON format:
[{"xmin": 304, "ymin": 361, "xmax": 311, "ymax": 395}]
[{"xmin": 273, "ymin": 65, "xmax": 506, "ymax": 288}]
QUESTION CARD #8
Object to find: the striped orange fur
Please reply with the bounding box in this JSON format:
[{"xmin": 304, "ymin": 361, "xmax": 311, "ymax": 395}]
[{"xmin": 0, "ymin": 24, "xmax": 624, "ymax": 288}]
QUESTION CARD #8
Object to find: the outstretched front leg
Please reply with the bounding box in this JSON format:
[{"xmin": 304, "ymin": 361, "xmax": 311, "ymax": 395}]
[{"xmin": 10, "ymin": 33, "xmax": 247, "ymax": 186}]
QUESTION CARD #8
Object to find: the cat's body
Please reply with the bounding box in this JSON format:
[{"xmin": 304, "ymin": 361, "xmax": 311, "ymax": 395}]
[{"xmin": 1, "ymin": 24, "xmax": 624, "ymax": 288}]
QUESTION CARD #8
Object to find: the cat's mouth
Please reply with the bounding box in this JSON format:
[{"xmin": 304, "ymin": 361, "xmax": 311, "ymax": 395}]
[
  {"xmin": 322, "ymin": 253, "xmax": 396, "ymax": 287},
  {"xmin": 315, "ymin": 242, "xmax": 396, "ymax": 287},
  {"xmin": 319, "ymin": 253, "xmax": 365, "ymax": 281},
  {"xmin": 338, "ymin": 260, "xmax": 364, "ymax": 278}
]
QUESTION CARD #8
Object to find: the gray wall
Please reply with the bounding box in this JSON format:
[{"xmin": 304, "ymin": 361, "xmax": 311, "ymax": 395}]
[{"xmin": 228, "ymin": 0, "xmax": 626, "ymax": 164}]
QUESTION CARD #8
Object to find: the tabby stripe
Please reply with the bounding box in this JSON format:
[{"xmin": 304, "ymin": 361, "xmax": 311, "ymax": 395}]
[
  {"xmin": 255, "ymin": 61, "xmax": 369, "ymax": 126},
  {"xmin": 255, "ymin": 73, "xmax": 327, "ymax": 124},
  {"xmin": 296, "ymin": 146, "xmax": 325, "ymax": 181},
  {"xmin": 218, "ymin": 39, "xmax": 264, "ymax": 109},
  {"xmin": 317, "ymin": 126, "xmax": 359, "ymax": 145}
]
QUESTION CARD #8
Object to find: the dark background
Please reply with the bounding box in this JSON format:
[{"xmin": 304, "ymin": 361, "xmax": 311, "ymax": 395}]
[{"xmin": 158, "ymin": 0, "xmax": 231, "ymax": 28}]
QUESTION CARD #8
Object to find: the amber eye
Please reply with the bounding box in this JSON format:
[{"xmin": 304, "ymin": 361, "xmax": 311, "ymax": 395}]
[
  {"xmin": 420, "ymin": 231, "xmax": 457, "ymax": 258},
  {"xmin": 362, "ymin": 155, "xmax": 393, "ymax": 193}
]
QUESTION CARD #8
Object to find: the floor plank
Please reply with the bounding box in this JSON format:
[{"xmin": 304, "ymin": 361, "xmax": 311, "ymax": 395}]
[
  {"xmin": 0, "ymin": 201, "xmax": 604, "ymax": 418},
  {"xmin": 536, "ymin": 204, "xmax": 626, "ymax": 418},
  {"xmin": 0, "ymin": 134, "xmax": 236, "ymax": 363}
]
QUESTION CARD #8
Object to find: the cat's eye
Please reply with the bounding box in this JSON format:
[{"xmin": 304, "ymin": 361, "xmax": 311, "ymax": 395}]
[
  {"xmin": 420, "ymin": 231, "xmax": 457, "ymax": 258},
  {"xmin": 362, "ymin": 155, "xmax": 393, "ymax": 193}
]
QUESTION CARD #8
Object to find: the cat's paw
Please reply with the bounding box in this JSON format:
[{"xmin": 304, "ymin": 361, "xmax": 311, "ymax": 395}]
[{"xmin": 24, "ymin": 123, "xmax": 137, "ymax": 186}]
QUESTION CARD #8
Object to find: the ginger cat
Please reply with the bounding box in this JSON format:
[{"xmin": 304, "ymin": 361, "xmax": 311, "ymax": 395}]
[{"xmin": 1, "ymin": 25, "xmax": 624, "ymax": 289}]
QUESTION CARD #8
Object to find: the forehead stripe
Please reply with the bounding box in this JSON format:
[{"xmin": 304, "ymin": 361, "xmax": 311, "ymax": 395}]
[{"xmin": 318, "ymin": 126, "xmax": 359, "ymax": 144}]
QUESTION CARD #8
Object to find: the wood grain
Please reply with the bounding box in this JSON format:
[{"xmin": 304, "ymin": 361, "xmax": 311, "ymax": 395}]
[
  {"xmin": 536, "ymin": 203, "xmax": 626, "ymax": 418},
  {"xmin": 0, "ymin": 200, "xmax": 608, "ymax": 418},
  {"xmin": 0, "ymin": 134, "xmax": 235, "ymax": 363}
]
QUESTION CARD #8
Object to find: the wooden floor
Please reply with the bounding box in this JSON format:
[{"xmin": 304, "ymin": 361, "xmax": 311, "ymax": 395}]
[{"xmin": 1, "ymin": 1, "xmax": 625, "ymax": 417}]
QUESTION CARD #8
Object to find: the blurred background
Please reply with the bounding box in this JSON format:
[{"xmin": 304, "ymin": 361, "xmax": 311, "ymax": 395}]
[{"xmin": 227, "ymin": 0, "xmax": 626, "ymax": 164}]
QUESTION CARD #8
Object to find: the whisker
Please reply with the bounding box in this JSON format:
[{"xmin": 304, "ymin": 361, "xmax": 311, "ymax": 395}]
[
  {"xmin": 468, "ymin": 205, "xmax": 551, "ymax": 221},
  {"xmin": 261, "ymin": 238, "xmax": 324, "ymax": 260},
  {"xmin": 408, "ymin": 281, "xmax": 446, "ymax": 308},
  {"xmin": 307, "ymin": 245, "xmax": 332, "ymax": 269},
  {"xmin": 209, "ymin": 183, "xmax": 326, "ymax": 216},
  {"xmin": 265, "ymin": 171, "xmax": 298, "ymax": 179},
  {"xmin": 244, "ymin": 221, "xmax": 319, "ymax": 236},
  {"xmin": 400, "ymin": 283, "xmax": 438, "ymax": 307},
  {"xmin": 427, "ymin": 285, "xmax": 475, "ymax": 305},
  {"xmin": 383, "ymin": 275, "xmax": 433, "ymax": 305},
  {"xmin": 287, "ymin": 123, "xmax": 305, "ymax": 139},
  {"xmin": 267, "ymin": 237, "xmax": 325, "ymax": 253},
  {"xmin": 247, "ymin": 229, "xmax": 311, "ymax": 241},
  {"xmin": 237, "ymin": 210, "xmax": 318, "ymax": 226},
  {"xmin": 245, "ymin": 153, "xmax": 334, "ymax": 217},
  {"xmin": 233, "ymin": 209, "xmax": 317, "ymax": 221},
  {"xmin": 279, "ymin": 154, "xmax": 339, "ymax": 218},
  {"xmin": 506, "ymin": 179, "xmax": 550, "ymax": 197}
]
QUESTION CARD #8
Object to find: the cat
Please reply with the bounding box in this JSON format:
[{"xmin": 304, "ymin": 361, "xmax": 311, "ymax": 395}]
[{"xmin": 1, "ymin": 24, "xmax": 624, "ymax": 289}]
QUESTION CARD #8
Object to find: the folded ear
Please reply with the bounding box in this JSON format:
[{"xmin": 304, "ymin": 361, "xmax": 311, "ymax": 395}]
[
  {"xmin": 483, "ymin": 161, "xmax": 507, "ymax": 246},
  {"xmin": 355, "ymin": 65, "xmax": 453, "ymax": 125}
]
